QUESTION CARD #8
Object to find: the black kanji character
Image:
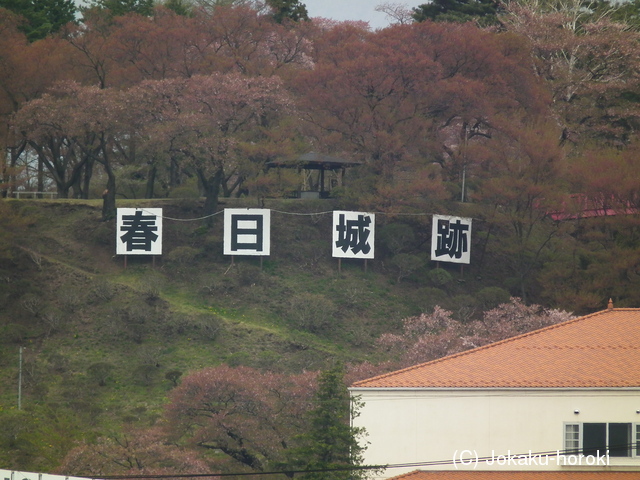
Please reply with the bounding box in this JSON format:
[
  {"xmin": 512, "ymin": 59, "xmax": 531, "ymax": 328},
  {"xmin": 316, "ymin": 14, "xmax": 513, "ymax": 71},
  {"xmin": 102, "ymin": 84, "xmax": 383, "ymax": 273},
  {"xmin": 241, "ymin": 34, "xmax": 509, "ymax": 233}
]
[
  {"xmin": 231, "ymin": 214, "xmax": 264, "ymax": 251},
  {"xmin": 335, "ymin": 213, "xmax": 371, "ymax": 255},
  {"xmin": 435, "ymin": 218, "xmax": 469, "ymax": 259},
  {"xmin": 120, "ymin": 210, "xmax": 159, "ymax": 252}
]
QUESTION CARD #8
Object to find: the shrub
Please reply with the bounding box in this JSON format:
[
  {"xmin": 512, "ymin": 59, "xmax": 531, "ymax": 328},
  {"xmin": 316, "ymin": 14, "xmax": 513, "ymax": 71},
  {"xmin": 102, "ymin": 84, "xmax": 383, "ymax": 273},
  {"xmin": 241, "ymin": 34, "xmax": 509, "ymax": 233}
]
[
  {"xmin": 1, "ymin": 324, "xmax": 30, "ymax": 344},
  {"xmin": 169, "ymin": 178, "xmax": 201, "ymax": 199},
  {"xmin": 476, "ymin": 287, "xmax": 511, "ymax": 310},
  {"xmin": 417, "ymin": 287, "xmax": 449, "ymax": 310},
  {"xmin": 87, "ymin": 362, "xmax": 115, "ymax": 387},
  {"xmin": 428, "ymin": 268, "xmax": 453, "ymax": 287},
  {"xmin": 390, "ymin": 253, "xmax": 426, "ymax": 283},
  {"xmin": 91, "ymin": 278, "xmax": 116, "ymax": 303},
  {"xmin": 286, "ymin": 293, "xmax": 337, "ymax": 335},
  {"xmin": 448, "ymin": 294, "xmax": 478, "ymax": 322},
  {"xmin": 165, "ymin": 370, "xmax": 183, "ymax": 386},
  {"xmin": 166, "ymin": 246, "xmax": 202, "ymax": 265},
  {"xmin": 133, "ymin": 364, "xmax": 159, "ymax": 386},
  {"xmin": 379, "ymin": 223, "xmax": 416, "ymax": 255},
  {"xmin": 227, "ymin": 351, "xmax": 251, "ymax": 366}
]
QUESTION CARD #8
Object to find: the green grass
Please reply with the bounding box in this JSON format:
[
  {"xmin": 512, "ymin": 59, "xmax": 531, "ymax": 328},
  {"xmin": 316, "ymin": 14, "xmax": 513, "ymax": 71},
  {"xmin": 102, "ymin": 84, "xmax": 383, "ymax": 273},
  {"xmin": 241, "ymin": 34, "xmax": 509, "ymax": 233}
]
[{"xmin": 0, "ymin": 197, "xmax": 513, "ymax": 471}]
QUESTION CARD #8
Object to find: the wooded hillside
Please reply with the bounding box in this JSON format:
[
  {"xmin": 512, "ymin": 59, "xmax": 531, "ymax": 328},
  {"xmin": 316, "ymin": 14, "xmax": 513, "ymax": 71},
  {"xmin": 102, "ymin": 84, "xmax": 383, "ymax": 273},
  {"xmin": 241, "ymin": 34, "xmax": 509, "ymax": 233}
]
[{"xmin": 2, "ymin": 0, "xmax": 640, "ymax": 475}]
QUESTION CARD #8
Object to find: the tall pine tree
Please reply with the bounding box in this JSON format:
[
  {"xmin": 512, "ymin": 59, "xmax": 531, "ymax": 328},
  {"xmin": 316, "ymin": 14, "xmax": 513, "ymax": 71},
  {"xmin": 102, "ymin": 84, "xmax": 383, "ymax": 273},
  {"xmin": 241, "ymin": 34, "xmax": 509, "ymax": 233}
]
[
  {"xmin": 0, "ymin": 0, "xmax": 76, "ymax": 40},
  {"xmin": 266, "ymin": 0, "xmax": 308, "ymax": 23},
  {"xmin": 412, "ymin": 0, "xmax": 500, "ymax": 25},
  {"xmin": 284, "ymin": 365, "xmax": 368, "ymax": 480}
]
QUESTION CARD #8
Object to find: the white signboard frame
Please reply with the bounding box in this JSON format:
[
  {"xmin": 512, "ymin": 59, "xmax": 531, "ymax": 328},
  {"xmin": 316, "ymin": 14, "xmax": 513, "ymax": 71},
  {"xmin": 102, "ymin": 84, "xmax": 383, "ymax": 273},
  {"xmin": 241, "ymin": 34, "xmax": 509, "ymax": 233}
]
[
  {"xmin": 1, "ymin": 470, "xmax": 92, "ymax": 480},
  {"xmin": 116, "ymin": 208, "xmax": 162, "ymax": 256},
  {"xmin": 224, "ymin": 208, "xmax": 271, "ymax": 256},
  {"xmin": 332, "ymin": 210, "xmax": 375, "ymax": 259},
  {"xmin": 431, "ymin": 214, "xmax": 472, "ymax": 264}
]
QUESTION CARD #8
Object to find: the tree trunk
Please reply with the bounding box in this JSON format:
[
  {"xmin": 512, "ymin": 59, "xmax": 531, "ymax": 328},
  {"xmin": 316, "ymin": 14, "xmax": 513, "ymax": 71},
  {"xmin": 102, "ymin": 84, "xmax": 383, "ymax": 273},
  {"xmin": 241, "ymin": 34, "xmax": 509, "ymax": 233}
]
[
  {"xmin": 100, "ymin": 140, "xmax": 117, "ymax": 221},
  {"xmin": 37, "ymin": 157, "xmax": 44, "ymax": 198},
  {"xmin": 4, "ymin": 140, "xmax": 26, "ymax": 197},
  {"xmin": 82, "ymin": 156, "xmax": 94, "ymax": 199},
  {"xmin": 198, "ymin": 167, "xmax": 223, "ymax": 227},
  {"xmin": 102, "ymin": 172, "xmax": 117, "ymax": 221},
  {"xmin": 170, "ymin": 157, "xmax": 181, "ymax": 188},
  {"xmin": 146, "ymin": 164, "xmax": 157, "ymax": 199}
]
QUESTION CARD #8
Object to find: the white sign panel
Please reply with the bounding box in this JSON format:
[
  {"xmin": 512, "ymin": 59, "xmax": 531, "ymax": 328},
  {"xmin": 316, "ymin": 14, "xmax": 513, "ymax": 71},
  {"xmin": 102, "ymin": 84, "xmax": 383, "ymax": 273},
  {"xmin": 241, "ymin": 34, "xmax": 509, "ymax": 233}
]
[
  {"xmin": 332, "ymin": 210, "xmax": 375, "ymax": 259},
  {"xmin": 1, "ymin": 470, "xmax": 92, "ymax": 480},
  {"xmin": 224, "ymin": 209, "xmax": 271, "ymax": 256},
  {"xmin": 116, "ymin": 208, "xmax": 162, "ymax": 255},
  {"xmin": 431, "ymin": 214, "xmax": 472, "ymax": 264}
]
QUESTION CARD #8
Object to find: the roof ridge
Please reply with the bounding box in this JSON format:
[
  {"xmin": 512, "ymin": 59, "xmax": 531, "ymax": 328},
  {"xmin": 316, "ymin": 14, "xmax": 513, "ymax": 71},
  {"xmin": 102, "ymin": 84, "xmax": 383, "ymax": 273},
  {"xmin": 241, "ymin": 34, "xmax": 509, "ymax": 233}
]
[
  {"xmin": 351, "ymin": 307, "xmax": 620, "ymax": 388},
  {"xmin": 386, "ymin": 470, "xmax": 423, "ymax": 480}
]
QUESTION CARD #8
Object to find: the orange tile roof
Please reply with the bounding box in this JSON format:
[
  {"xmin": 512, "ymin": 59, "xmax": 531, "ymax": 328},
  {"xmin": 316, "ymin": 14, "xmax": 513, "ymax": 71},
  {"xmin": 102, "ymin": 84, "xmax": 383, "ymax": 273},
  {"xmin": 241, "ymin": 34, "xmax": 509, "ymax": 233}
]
[
  {"xmin": 353, "ymin": 307, "xmax": 640, "ymax": 388},
  {"xmin": 388, "ymin": 471, "xmax": 640, "ymax": 480}
]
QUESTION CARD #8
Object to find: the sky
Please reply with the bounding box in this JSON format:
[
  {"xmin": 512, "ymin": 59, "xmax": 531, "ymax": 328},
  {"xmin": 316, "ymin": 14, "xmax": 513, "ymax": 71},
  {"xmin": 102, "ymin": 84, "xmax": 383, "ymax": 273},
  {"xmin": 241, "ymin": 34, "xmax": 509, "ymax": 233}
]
[{"xmin": 302, "ymin": 0, "xmax": 393, "ymax": 30}]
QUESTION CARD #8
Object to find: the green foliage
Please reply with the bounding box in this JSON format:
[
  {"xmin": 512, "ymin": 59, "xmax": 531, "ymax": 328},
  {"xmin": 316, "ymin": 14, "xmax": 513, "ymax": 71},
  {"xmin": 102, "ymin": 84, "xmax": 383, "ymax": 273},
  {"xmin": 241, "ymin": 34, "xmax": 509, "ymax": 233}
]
[
  {"xmin": 476, "ymin": 286, "xmax": 511, "ymax": 310},
  {"xmin": 389, "ymin": 253, "xmax": 426, "ymax": 283},
  {"xmin": 0, "ymin": 0, "xmax": 76, "ymax": 40},
  {"xmin": 165, "ymin": 369, "xmax": 182, "ymax": 386},
  {"xmin": 0, "ymin": 200, "xmax": 25, "ymax": 261},
  {"xmin": 286, "ymin": 292, "xmax": 338, "ymax": 335},
  {"xmin": 284, "ymin": 365, "xmax": 367, "ymax": 480},
  {"xmin": 161, "ymin": 0, "xmax": 191, "ymax": 15},
  {"xmin": 85, "ymin": 0, "xmax": 153, "ymax": 17},
  {"xmin": 0, "ymin": 405, "xmax": 82, "ymax": 470},
  {"xmin": 168, "ymin": 178, "xmax": 201, "ymax": 199},
  {"xmin": 166, "ymin": 246, "xmax": 202, "ymax": 264},
  {"xmin": 266, "ymin": 0, "xmax": 309, "ymax": 23},
  {"xmin": 132, "ymin": 364, "xmax": 159, "ymax": 386},
  {"xmin": 87, "ymin": 362, "xmax": 115, "ymax": 386},
  {"xmin": 378, "ymin": 223, "xmax": 416, "ymax": 255},
  {"xmin": 412, "ymin": 0, "xmax": 499, "ymax": 25},
  {"xmin": 428, "ymin": 268, "xmax": 453, "ymax": 287}
]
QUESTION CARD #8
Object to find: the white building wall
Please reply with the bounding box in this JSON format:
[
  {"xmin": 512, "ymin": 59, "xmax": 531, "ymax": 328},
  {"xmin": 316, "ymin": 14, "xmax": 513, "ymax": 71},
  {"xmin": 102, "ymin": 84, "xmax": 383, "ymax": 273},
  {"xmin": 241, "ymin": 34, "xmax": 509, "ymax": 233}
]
[{"xmin": 350, "ymin": 388, "xmax": 640, "ymax": 479}]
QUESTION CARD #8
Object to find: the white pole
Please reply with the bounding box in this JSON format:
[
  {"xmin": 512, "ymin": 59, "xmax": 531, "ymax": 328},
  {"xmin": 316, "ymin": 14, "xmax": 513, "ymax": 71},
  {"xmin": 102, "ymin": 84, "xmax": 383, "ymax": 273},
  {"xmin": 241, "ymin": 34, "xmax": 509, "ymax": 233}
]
[{"xmin": 18, "ymin": 347, "xmax": 23, "ymax": 410}]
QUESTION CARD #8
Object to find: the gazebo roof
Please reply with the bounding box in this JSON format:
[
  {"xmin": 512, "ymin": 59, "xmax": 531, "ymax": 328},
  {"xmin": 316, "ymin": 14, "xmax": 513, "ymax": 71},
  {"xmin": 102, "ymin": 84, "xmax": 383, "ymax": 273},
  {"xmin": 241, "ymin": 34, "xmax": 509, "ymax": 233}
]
[{"xmin": 266, "ymin": 152, "xmax": 362, "ymax": 170}]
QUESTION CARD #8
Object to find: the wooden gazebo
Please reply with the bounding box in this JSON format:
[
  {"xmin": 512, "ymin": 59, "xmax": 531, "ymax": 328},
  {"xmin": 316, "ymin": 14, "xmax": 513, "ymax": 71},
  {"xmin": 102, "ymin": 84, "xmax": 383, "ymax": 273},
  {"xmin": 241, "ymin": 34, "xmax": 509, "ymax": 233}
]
[{"xmin": 266, "ymin": 152, "xmax": 362, "ymax": 198}]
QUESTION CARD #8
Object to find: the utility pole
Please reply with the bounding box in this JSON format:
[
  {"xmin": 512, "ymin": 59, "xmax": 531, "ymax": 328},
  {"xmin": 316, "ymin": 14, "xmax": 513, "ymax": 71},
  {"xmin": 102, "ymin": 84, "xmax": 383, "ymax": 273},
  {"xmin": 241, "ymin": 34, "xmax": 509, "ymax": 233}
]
[
  {"xmin": 461, "ymin": 124, "xmax": 469, "ymax": 203},
  {"xmin": 18, "ymin": 346, "xmax": 23, "ymax": 410}
]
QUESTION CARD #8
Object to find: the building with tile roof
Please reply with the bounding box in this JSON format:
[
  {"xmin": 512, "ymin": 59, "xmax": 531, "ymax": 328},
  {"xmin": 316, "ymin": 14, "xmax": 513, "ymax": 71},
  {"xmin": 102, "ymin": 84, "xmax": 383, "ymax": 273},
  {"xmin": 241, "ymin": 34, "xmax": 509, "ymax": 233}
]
[{"xmin": 350, "ymin": 303, "xmax": 640, "ymax": 479}]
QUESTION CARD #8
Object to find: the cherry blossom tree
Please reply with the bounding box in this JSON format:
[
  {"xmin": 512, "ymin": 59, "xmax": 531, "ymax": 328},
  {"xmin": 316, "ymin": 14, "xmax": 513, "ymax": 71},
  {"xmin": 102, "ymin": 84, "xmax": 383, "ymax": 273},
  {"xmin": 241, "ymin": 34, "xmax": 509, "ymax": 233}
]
[
  {"xmin": 12, "ymin": 83, "xmax": 95, "ymax": 199},
  {"xmin": 0, "ymin": 12, "xmax": 75, "ymax": 195},
  {"xmin": 132, "ymin": 72, "xmax": 294, "ymax": 222},
  {"xmin": 14, "ymin": 81, "xmax": 142, "ymax": 217},
  {"xmin": 377, "ymin": 298, "xmax": 573, "ymax": 368},
  {"xmin": 165, "ymin": 365, "xmax": 317, "ymax": 473},
  {"xmin": 58, "ymin": 426, "xmax": 212, "ymax": 476},
  {"xmin": 502, "ymin": 1, "xmax": 640, "ymax": 145},
  {"xmin": 289, "ymin": 20, "xmax": 552, "ymax": 210}
]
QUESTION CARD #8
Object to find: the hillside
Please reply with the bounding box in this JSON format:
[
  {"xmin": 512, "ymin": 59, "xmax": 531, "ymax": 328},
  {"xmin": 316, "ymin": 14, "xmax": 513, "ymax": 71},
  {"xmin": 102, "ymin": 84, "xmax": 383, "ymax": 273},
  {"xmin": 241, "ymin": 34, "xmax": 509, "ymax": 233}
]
[
  {"xmin": 5, "ymin": 194, "xmax": 640, "ymax": 471},
  {"xmin": 1, "ymin": 197, "xmax": 513, "ymax": 471}
]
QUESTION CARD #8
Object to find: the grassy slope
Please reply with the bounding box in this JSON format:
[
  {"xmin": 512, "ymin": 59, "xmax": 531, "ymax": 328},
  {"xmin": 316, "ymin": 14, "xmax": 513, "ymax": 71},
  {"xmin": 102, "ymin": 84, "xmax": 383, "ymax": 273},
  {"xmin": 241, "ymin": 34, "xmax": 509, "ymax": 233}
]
[{"xmin": 0, "ymin": 197, "xmax": 491, "ymax": 470}]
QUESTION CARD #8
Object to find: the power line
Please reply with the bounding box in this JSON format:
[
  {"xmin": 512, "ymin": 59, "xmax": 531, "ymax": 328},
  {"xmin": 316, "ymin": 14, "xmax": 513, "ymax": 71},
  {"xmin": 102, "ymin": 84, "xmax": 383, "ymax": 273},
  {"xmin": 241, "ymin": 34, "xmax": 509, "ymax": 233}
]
[
  {"xmin": 134, "ymin": 207, "xmax": 470, "ymax": 223},
  {"xmin": 90, "ymin": 445, "xmax": 628, "ymax": 479}
]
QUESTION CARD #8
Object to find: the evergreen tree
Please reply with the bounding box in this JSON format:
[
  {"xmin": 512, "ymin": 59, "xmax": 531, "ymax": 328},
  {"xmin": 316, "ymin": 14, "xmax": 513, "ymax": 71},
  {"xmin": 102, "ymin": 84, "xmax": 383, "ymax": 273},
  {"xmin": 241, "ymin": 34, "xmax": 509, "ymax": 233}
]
[
  {"xmin": 162, "ymin": 0, "xmax": 191, "ymax": 16},
  {"xmin": 0, "ymin": 0, "xmax": 76, "ymax": 40},
  {"xmin": 412, "ymin": 0, "xmax": 500, "ymax": 26},
  {"xmin": 284, "ymin": 365, "xmax": 368, "ymax": 480},
  {"xmin": 266, "ymin": 0, "xmax": 308, "ymax": 23},
  {"xmin": 86, "ymin": 0, "xmax": 154, "ymax": 18}
]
